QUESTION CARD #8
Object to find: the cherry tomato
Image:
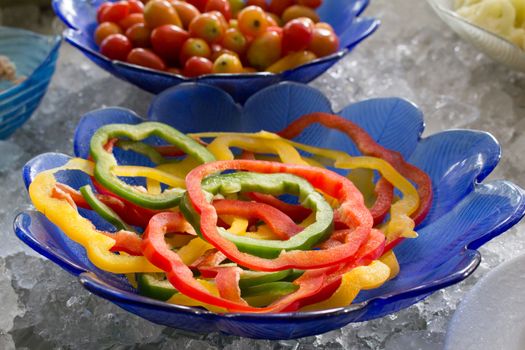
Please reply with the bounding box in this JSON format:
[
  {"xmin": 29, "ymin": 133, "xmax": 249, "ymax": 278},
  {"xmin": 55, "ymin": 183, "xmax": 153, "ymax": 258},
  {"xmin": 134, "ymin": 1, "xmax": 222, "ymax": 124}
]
[
  {"xmin": 100, "ymin": 34, "xmax": 133, "ymax": 61},
  {"xmin": 179, "ymin": 38, "xmax": 212, "ymax": 64},
  {"xmin": 119, "ymin": 13, "xmax": 145, "ymax": 31},
  {"xmin": 296, "ymin": 0, "xmax": 323, "ymax": 9},
  {"xmin": 246, "ymin": 0, "xmax": 267, "ymax": 11},
  {"xmin": 207, "ymin": 10, "xmax": 229, "ymax": 29},
  {"xmin": 128, "ymin": 0, "xmax": 145, "ymax": 13},
  {"xmin": 221, "ymin": 27, "xmax": 247, "ymax": 55},
  {"xmin": 308, "ymin": 27, "xmax": 339, "ymax": 57},
  {"xmin": 99, "ymin": 1, "xmax": 130, "ymax": 23},
  {"xmin": 151, "ymin": 24, "xmax": 190, "ymax": 62},
  {"xmin": 144, "ymin": 0, "xmax": 182, "ymax": 28},
  {"xmin": 189, "ymin": 13, "xmax": 226, "ymax": 44},
  {"xmin": 268, "ymin": 0, "xmax": 294, "ymax": 16},
  {"xmin": 186, "ymin": 0, "xmax": 208, "ymax": 12},
  {"xmin": 237, "ymin": 6, "xmax": 268, "ymax": 37},
  {"xmin": 127, "ymin": 48, "xmax": 167, "ymax": 70},
  {"xmin": 97, "ymin": 3, "xmax": 113, "ymax": 23},
  {"xmin": 282, "ymin": 5, "xmax": 320, "ymax": 23},
  {"xmin": 170, "ymin": 1, "xmax": 201, "ymax": 28},
  {"xmin": 205, "ymin": 0, "xmax": 232, "ymax": 21},
  {"xmin": 282, "ymin": 17, "xmax": 314, "ymax": 53},
  {"xmin": 228, "ymin": 0, "xmax": 245, "ymax": 17},
  {"xmin": 126, "ymin": 23, "xmax": 152, "ymax": 47},
  {"xmin": 183, "ymin": 56, "xmax": 213, "ymax": 76},
  {"xmin": 213, "ymin": 53, "xmax": 243, "ymax": 73},
  {"xmin": 246, "ymin": 30, "xmax": 282, "ymax": 70},
  {"xmin": 95, "ymin": 22, "xmax": 123, "ymax": 46}
]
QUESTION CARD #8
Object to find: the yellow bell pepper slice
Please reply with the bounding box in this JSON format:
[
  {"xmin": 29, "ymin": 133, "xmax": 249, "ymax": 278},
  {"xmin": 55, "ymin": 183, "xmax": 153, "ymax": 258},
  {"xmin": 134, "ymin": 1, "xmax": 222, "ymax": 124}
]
[
  {"xmin": 300, "ymin": 260, "xmax": 391, "ymax": 311},
  {"xmin": 112, "ymin": 165, "xmax": 186, "ymax": 188},
  {"xmin": 167, "ymin": 279, "xmax": 226, "ymax": 313},
  {"xmin": 29, "ymin": 158, "xmax": 161, "ymax": 273}
]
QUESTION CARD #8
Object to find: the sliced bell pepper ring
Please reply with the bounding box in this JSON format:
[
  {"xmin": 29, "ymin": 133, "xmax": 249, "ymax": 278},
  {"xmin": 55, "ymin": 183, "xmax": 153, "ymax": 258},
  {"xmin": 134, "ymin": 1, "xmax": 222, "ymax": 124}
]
[
  {"xmin": 197, "ymin": 133, "xmax": 395, "ymax": 226},
  {"xmin": 215, "ymin": 266, "xmax": 248, "ymax": 305},
  {"xmin": 29, "ymin": 158, "xmax": 161, "ymax": 273},
  {"xmin": 90, "ymin": 122, "xmax": 215, "ymax": 209},
  {"xmin": 184, "ymin": 171, "xmax": 335, "ymax": 259},
  {"xmin": 185, "ymin": 160, "xmax": 376, "ymax": 271},
  {"xmin": 277, "ymin": 112, "xmax": 433, "ymax": 225},
  {"xmin": 380, "ymin": 250, "xmax": 400, "ymax": 280},
  {"xmin": 246, "ymin": 192, "xmax": 312, "ymax": 223},
  {"xmin": 142, "ymin": 211, "xmax": 331, "ymax": 313},
  {"xmin": 137, "ymin": 273, "xmax": 178, "ymax": 301},
  {"xmin": 242, "ymin": 282, "xmax": 300, "ymax": 307}
]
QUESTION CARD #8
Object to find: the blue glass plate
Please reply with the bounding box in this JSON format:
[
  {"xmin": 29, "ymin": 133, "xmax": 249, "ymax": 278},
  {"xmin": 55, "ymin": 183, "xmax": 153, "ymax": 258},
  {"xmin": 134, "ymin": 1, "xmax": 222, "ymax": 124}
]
[
  {"xmin": 52, "ymin": 0, "xmax": 379, "ymax": 102},
  {"xmin": 14, "ymin": 83, "xmax": 525, "ymax": 339}
]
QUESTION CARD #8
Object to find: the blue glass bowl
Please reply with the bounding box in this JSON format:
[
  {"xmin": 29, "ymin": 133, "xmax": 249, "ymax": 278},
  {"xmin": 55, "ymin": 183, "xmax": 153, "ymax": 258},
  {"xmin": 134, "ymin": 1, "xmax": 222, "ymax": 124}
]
[
  {"xmin": 0, "ymin": 27, "xmax": 61, "ymax": 139},
  {"xmin": 52, "ymin": 0, "xmax": 379, "ymax": 102},
  {"xmin": 14, "ymin": 83, "xmax": 525, "ymax": 340}
]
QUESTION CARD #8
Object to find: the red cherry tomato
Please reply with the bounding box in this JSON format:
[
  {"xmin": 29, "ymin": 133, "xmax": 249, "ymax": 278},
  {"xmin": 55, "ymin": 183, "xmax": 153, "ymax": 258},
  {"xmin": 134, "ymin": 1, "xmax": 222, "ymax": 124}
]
[
  {"xmin": 237, "ymin": 6, "xmax": 268, "ymax": 37},
  {"xmin": 97, "ymin": 3, "xmax": 113, "ymax": 23},
  {"xmin": 186, "ymin": 0, "xmax": 208, "ymax": 12},
  {"xmin": 128, "ymin": 0, "xmax": 145, "ymax": 13},
  {"xmin": 308, "ymin": 27, "xmax": 339, "ymax": 57},
  {"xmin": 205, "ymin": 0, "xmax": 232, "ymax": 21},
  {"xmin": 99, "ymin": 1, "xmax": 130, "ymax": 23},
  {"xmin": 95, "ymin": 22, "xmax": 123, "ymax": 46},
  {"xmin": 151, "ymin": 25, "xmax": 190, "ymax": 62},
  {"xmin": 127, "ymin": 48, "xmax": 167, "ymax": 70},
  {"xmin": 170, "ymin": 1, "xmax": 201, "ymax": 28},
  {"xmin": 211, "ymin": 45, "xmax": 238, "ymax": 61},
  {"xmin": 126, "ymin": 23, "xmax": 152, "ymax": 47},
  {"xmin": 282, "ymin": 17, "xmax": 314, "ymax": 53},
  {"xmin": 179, "ymin": 38, "xmax": 212, "ymax": 64},
  {"xmin": 100, "ymin": 34, "xmax": 133, "ymax": 61},
  {"xmin": 189, "ymin": 13, "xmax": 226, "ymax": 44},
  {"xmin": 296, "ymin": 0, "xmax": 323, "ymax": 9},
  {"xmin": 119, "ymin": 13, "xmax": 145, "ymax": 31},
  {"xmin": 183, "ymin": 56, "xmax": 213, "ymax": 77},
  {"xmin": 268, "ymin": 0, "xmax": 294, "ymax": 16}
]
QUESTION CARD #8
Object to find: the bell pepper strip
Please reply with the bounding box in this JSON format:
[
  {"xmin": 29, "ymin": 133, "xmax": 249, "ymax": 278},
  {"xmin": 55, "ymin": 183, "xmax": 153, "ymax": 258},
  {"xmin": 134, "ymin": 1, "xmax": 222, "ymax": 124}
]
[
  {"xmin": 189, "ymin": 249, "xmax": 227, "ymax": 278},
  {"xmin": 137, "ymin": 273, "xmax": 178, "ymax": 301},
  {"xmin": 242, "ymin": 282, "xmax": 300, "ymax": 307},
  {"xmin": 188, "ymin": 171, "xmax": 335, "ymax": 259},
  {"xmin": 238, "ymin": 270, "xmax": 295, "ymax": 289},
  {"xmin": 267, "ymin": 50, "xmax": 317, "ymax": 73},
  {"xmin": 227, "ymin": 217, "xmax": 250, "ymax": 235},
  {"xmin": 198, "ymin": 133, "xmax": 395, "ymax": 226},
  {"xmin": 142, "ymin": 211, "xmax": 333, "ymax": 312},
  {"xmin": 185, "ymin": 160, "xmax": 376, "ymax": 271},
  {"xmin": 300, "ymin": 260, "xmax": 391, "ymax": 311},
  {"xmin": 380, "ymin": 251, "xmax": 400, "ymax": 280},
  {"xmin": 79, "ymin": 185, "xmax": 132, "ymax": 231},
  {"xmin": 213, "ymin": 199, "xmax": 303, "ymax": 240},
  {"xmin": 90, "ymin": 122, "xmax": 215, "ymax": 209},
  {"xmin": 29, "ymin": 158, "xmax": 161, "ymax": 273},
  {"xmin": 112, "ymin": 166, "xmax": 186, "ymax": 188},
  {"xmin": 215, "ymin": 267, "xmax": 248, "ymax": 305},
  {"xmin": 105, "ymin": 230, "xmax": 143, "ymax": 256},
  {"xmin": 166, "ymin": 280, "xmax": 227, "ymax": 313},
  {"xmin": 176, "ymin": 237, "xmax": 214, "ymax": 266},
  {"xmin": 277, "ymin": 113, "xmax": 433, "ymax": 225},
  {"xmin": 246, "ymin": 192, "xmax": 312, "ymax": 222}
]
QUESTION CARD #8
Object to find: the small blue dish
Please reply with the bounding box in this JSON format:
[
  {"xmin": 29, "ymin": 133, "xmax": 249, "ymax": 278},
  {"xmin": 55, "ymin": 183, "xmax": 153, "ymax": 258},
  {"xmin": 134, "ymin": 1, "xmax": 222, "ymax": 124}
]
[
  {"xmin": 52, "ymin": 0, "xmax": 379, "ymax": 102},
  {"xmin": 14, "ymin": 83, "xmax": 525, "ymax": 339},
  {"xmin": 0, "ymin": 27, "xmax": 61, "ymax": 139}
]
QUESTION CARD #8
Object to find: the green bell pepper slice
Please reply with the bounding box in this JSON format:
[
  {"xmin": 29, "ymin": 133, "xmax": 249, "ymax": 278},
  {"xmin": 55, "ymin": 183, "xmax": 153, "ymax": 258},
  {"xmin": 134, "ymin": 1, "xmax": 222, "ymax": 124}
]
[{"xmin": 90, "ymin": 122, "xmax": 215, "ymax": 209}]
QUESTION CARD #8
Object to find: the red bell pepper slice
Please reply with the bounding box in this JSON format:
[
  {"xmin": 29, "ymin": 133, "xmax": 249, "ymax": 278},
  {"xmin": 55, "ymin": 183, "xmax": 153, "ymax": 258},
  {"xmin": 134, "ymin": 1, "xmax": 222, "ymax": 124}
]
[
  {"xmin": 278, "ymin": 113, "xmax": 433, "ymax": 225},
  {"xmin": 185, "ymin": 160, "xmax": 379, "ymax": 272}
]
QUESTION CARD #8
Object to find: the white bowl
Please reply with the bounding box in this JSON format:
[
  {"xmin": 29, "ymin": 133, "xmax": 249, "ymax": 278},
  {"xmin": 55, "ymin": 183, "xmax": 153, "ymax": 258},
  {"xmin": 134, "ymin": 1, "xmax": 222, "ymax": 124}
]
[{"xmin": 427, "ymin": 0, "xmax": 525, "ymax": 72}]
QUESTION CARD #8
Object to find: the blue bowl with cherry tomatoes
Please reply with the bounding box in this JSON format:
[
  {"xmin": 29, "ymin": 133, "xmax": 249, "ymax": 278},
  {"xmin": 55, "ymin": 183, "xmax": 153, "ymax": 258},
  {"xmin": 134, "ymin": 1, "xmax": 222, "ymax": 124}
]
[{"xmin": 53, "ymin": 0, "xmax": 379, "ymax": 102}]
